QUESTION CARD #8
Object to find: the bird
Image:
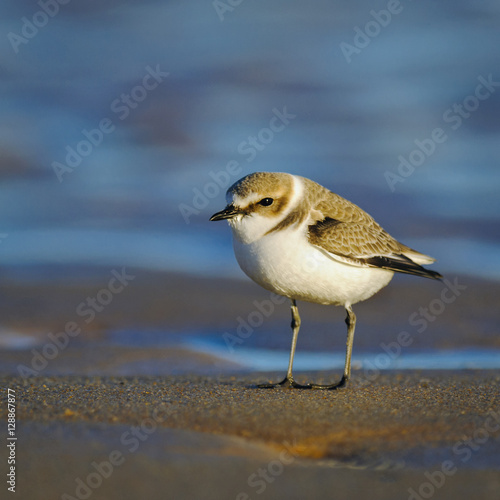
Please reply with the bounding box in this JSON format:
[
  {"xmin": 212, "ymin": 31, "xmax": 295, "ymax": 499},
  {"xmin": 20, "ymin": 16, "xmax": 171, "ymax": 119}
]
[{"xmin": 209, "ymin": 172, "xmax": 442, "ymax": 390}]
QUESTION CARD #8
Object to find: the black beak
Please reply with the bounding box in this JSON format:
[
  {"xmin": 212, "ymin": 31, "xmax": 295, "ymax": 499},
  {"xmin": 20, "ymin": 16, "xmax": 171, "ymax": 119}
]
[{"xmin": 209, "ymin": 204, "xmax": 243, "ymax": 221}]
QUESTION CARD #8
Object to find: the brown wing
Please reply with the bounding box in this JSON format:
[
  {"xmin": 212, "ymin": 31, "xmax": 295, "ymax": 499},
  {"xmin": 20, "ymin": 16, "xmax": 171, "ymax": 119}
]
[{"xmin": 306, "ymin": 186, "xmax": 442, "ymax": 280}]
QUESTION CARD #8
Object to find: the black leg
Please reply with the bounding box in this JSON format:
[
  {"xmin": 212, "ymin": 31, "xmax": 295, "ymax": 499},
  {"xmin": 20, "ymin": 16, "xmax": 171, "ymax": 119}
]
[
  {"xmin": 310, "ymin": 306, "xmax": 356, "ymax": 390},
  {"xmin": 257, "ymin": 299, "xmax": 311, "ymax": 389}
]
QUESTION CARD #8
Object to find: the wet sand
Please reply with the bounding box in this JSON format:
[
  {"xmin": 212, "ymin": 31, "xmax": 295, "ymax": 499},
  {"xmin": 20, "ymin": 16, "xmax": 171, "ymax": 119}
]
[
  {"xmin": 0, "ymin": 268, "xmax": 498, "ymax": 351},
  {"xmin": 1, "ymin": 270, "xmax": 500, "ymax": 499},
  {"xmin": 3, "ymin": 371, "xmax": 500, "ymax": 500}
]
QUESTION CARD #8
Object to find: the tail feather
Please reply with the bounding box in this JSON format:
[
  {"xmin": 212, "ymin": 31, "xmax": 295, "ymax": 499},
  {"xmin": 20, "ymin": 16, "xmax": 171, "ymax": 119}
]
[
  {"xmin": 399, "ymin": 244, "xmax": 436, "ymax": 265},
  {"xmin": 365, "ymin": 254, "xmax": 443, "ymax": 280}
]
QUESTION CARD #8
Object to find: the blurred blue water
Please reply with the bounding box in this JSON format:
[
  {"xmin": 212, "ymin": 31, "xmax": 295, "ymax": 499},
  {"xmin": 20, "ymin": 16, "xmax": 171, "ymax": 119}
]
[
  {"xmin": 107, "ymin": 330, "xmax": 500, "ymax": 371},
  {"xmin": 186, "ymin": 339, "xmax": 500, "ymax": 372},
  {"xmin": 1, "ymin": 1, "xmax": 499, "ymax": 282}
]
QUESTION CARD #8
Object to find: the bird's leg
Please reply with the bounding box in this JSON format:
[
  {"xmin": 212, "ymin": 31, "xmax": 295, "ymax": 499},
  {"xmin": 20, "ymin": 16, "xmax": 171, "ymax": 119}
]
[
  {"xmin": 258, "ymin": 299, "xmax": 311, "ymax": 389},
  {"xmin": 311, "ymin": 305, "xmax": 356, "ymax": 390}
]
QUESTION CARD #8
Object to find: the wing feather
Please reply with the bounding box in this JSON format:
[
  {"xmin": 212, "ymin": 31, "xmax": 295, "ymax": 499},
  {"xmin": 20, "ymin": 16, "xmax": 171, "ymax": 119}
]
[{"xmin": 301, "ymin": 180, "xmax": 442, "ymax": 280}]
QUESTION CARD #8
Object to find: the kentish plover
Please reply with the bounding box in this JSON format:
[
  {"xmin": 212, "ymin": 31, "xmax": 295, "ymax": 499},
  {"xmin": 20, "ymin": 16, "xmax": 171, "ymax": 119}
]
[{"xmin": 210, "ymin": 172, "xmax": 442, "ymax": 389}]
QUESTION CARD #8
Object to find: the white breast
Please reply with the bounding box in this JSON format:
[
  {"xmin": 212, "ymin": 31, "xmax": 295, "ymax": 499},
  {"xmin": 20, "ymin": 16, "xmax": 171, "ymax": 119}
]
[{"xmin": 232, "ymin": 223, "xmax": 394, "ymax": 307}]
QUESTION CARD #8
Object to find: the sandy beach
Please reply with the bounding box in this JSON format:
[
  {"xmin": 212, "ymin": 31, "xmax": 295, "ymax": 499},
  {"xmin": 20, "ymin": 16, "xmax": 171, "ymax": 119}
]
[
  {"xmin": 1, "ymin": 271, "xmax": 500, "ymax": 500},
  {"xmin": 3, "ymin": 371, "xmax": 500, "ymax": 500}
]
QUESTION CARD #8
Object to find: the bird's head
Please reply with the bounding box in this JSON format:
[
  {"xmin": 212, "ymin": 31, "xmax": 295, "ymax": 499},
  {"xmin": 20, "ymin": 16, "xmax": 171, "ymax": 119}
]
[{"xmin": 209, "ymin": 172, "xmax": 298, "ymax": 243}]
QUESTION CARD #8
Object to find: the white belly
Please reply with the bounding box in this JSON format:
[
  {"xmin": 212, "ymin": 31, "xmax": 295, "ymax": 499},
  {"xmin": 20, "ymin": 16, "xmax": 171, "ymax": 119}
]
[{"xmin": 232, "ymin": 226, "xmax": 393, "ymax": 307}]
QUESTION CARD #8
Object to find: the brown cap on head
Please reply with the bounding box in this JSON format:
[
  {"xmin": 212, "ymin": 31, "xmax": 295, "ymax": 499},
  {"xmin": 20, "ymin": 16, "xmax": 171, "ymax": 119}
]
[{"xmin": 227, "ymin": 172, "xmax": 292, "ymax": 202}]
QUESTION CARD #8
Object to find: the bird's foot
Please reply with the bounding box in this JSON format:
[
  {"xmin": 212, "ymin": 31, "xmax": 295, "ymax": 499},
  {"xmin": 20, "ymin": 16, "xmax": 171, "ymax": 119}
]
[
  {"xmin": 310, "ymin": 375, "xmax": 348, "ymax": 390},
  {"xmin": 257, "ymin": 376, "xmax": 312, "ymax": 389}
]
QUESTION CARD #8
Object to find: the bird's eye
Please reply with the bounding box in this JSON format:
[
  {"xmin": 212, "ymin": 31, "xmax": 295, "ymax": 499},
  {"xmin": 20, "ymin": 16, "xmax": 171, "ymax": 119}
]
[{"xmin": 258, "ymin": 198, "xmax": 274, "ymax": 207}]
